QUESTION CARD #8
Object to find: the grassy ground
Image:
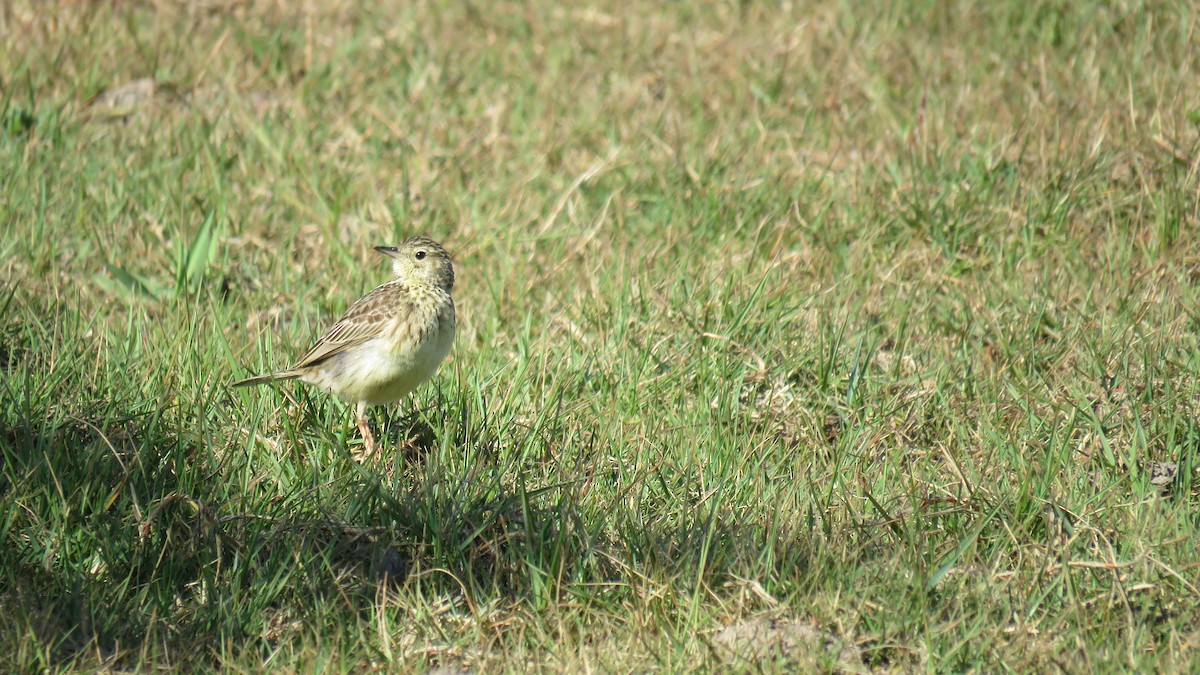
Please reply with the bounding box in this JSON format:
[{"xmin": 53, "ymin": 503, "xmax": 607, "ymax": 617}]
[{"xmin": 3, "ymin": 0, "xmax": 1200, "ymax": 671}]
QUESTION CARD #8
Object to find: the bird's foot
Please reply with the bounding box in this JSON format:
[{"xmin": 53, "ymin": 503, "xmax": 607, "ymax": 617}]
[{"xmin": 353, "ymin": 415, "xmax": 378, "ymax": 462}]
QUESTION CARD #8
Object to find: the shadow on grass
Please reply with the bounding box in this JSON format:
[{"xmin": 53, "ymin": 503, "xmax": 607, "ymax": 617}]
[
  {"xmin": 0, "ymin": 403, "xmax": 202, "ymax": 668},
  {"xmin": 0, "ymin": 392, "xmax": 831, "ymax": 671},
  {"xmin": 0, "ymin": 399, "xmax": 556, "ymax": 666}
]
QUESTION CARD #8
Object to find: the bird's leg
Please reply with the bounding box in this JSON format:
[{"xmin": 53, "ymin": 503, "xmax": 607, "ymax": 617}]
[{"xmin": 356, "ymin": 401, "xmax": 377, "ymax": 457}]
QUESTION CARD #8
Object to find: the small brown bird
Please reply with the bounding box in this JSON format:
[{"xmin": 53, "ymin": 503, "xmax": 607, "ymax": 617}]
[{"xmin": 233, "ymin": 237, "xmax": 456, "ymax": 455}]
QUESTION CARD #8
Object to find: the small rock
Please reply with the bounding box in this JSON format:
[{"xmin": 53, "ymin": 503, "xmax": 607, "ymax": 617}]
[
  {"xmin": 86, "ymin": 78, "xmax": 160, "ymax": 119},
  {"xmin": 711, "ymin": 617, "xmax": 865, "ymax": 672},
  {"xmin": 371, "ymin": 544, "xmax": 408, "ymax": 584},
  {"xmin": 1146, "ymin": 461, "xmax": 1178, "ymax": 494}
]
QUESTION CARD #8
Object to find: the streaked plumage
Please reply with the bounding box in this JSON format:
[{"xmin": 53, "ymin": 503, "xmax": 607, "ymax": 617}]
[{"xmin": 233, "ymin": 237, "xmax": 456, "ymax": 454}]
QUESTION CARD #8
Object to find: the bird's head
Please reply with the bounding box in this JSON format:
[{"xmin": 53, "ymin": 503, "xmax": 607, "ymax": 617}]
[{"xmin": 375, "ymin": 237, "xmax": 455, "ymax": 291}]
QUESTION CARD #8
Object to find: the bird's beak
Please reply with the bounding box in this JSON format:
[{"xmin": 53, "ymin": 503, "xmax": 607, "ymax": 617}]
[{"xmin": 374, "ymin": 246, "xmax": 399, "ymax": 258}]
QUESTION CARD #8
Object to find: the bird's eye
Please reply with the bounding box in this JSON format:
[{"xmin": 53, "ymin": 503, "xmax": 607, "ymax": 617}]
[{"xmin": 415, "ymin": 251, "xmax": 427, "ymax": 260}]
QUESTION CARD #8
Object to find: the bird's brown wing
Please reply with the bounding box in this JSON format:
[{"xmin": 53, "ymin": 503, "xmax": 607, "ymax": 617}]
[{"xmin": 291, "ymin": 281, "xmax": 413, "ymax": 369}]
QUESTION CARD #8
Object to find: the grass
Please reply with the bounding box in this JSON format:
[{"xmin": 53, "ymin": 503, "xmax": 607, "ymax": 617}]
[{"xmin": 2, "ymin": 0, "xmax": 1200, "ymax": 671}]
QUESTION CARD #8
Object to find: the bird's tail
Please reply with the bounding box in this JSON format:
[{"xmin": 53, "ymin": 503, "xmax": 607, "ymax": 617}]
[{"xmin": 230, "ymin": 371, "xmax": 301, "ymax": 388}]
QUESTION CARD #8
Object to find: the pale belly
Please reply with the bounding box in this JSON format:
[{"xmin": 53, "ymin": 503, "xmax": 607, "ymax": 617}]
[{"xmin": 301, "ymin": 317, "xmax": 454, "ymax": 406}]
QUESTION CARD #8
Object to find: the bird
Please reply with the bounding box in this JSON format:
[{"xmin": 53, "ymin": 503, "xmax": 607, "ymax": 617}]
[{"xmin": 233, "ymin": 236, "xmax": 456, "ymax": 456}]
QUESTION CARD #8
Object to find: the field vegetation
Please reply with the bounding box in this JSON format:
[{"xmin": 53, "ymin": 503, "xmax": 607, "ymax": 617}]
[{"xmin": 2, "ymin": 1, "xmax": 1200, "ymax": 671}]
